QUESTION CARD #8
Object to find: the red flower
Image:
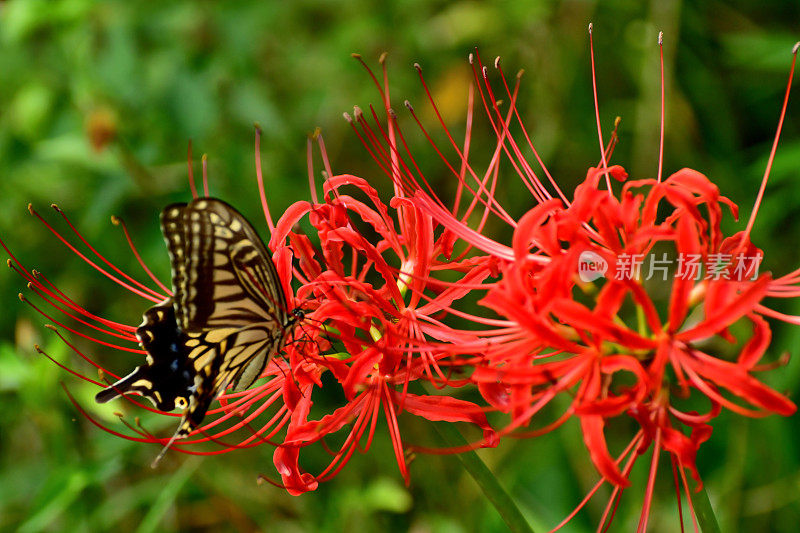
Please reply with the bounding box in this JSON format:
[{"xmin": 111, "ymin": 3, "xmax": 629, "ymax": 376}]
[
  {"xmin": 344, "ymin": 31, "xmax": 800, "ymax": 529},
  {"xmin": 262, "ymin": 124, "xmax": 499, "ymax": 492}
]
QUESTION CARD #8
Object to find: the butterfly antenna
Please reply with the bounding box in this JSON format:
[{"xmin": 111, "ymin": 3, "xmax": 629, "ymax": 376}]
[
  {"xmin": 273, "ymin": 357, "xmax": 290, "ymax": 380},
  {"xmin": 271, "ymin": 349, "xmax": 307, "ymax": 401},
  {"xmin": 289, "ymin": 316, "xmax": 315, "ymax": 364},
  {"xmin": 297, "ymin": 316, "xmax": 336, "ymax": 362}
]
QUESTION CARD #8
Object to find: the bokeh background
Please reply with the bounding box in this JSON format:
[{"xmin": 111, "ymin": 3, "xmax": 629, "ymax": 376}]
[{"xmin": 2, "ymin": 1, "xmax": 800, "ymax": 531}]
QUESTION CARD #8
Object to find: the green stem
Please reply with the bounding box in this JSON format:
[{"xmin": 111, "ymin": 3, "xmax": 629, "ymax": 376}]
[
  {"xmin": 433, "ymin": 421, "xmax": 535, "ymax": 533},
  {"xmin": 413, "ymin": 383, "xmax": 534, "ymax": 532},
  {"xmin": 636, "ymin": 303, "xmax": 648, "ymax": 337},
  {"xmin": 689, "ymin": 478, "xmax": 721, "ymax": 533}
]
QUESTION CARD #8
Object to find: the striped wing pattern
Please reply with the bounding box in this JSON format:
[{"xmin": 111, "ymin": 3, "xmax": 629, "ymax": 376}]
[{"xmin": 96, "ymin": 197, "xmax": 292, "ymax": 439}]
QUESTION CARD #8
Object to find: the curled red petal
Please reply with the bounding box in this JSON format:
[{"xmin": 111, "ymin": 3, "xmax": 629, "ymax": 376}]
[
  {"xmin": 677, "ymin": 275, "xmax": 771, "ymax": 341},
  {"xmin": 478, "ymin": 381, "xmax": 511, "ymax": 412},
  {"xmin": 580, "ymin": 415, "xmax": 630, "ymax": 487},
  {"xmin": 551, "ymin": 298, "xmax": 655, "ymax": 350},
  {"xmin": 269, "ymin": 200, "xmax": 312, "ymax": 249},
  {"xmin": 273, "ymin": 445, "xmax": 319, "ymax": 495},
  {"xmin": 685, "ymin": 355, "xmax": 796, "ymax": 416},
  {"xmin": 388, "ymin": 391, "xmax": 498, "ymax": 447},
  {"xmin": 342, "ymin": 347, "xmax": 382, "ymax": 400},
  {"xmin": 738, "ymin": 314, "xmax": 772, "ymax": 369},
  {"xmin": 669, "ymin": 215, "xmax": 700, "ymax": 331}
]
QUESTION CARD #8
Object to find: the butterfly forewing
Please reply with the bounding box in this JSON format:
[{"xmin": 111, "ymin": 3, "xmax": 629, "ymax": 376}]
[
  {"xmin": 160, "ymin": 204, "xmax": 192, "ymax": 330},
  {"xmin": 163, "ymin": 199, "xmax": 288, "ymax": 331}
]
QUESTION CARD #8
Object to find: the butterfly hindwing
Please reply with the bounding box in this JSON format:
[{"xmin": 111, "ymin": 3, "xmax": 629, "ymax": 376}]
[{"xmin": 95, "ymin": 299, "xmax": 195, "ymax": 412}]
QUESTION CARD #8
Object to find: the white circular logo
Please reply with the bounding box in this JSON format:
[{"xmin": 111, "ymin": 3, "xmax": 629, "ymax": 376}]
[{"xmin": 578, "ymin": 250, "xmax": 608, "ymax": 282}]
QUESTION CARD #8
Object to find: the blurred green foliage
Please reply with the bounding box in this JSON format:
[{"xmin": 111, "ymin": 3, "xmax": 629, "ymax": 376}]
[{"xmin": 2, "ymin": 0, "xmax": 800, "ymax": 531}]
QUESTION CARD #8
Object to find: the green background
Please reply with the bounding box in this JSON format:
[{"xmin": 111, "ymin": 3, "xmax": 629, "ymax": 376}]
[{"xmin": 1, "ymin": 1, "xmax": 800, "ymax": 531}]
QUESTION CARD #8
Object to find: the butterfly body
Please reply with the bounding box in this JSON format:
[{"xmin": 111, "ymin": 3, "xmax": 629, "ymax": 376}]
[{"xmin": 96, "ymin": 198, "xmax": 294, "ymax": 439}]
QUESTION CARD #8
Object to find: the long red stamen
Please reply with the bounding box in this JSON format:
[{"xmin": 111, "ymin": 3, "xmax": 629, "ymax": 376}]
[
  {"xmin": 669, "ymin": 454, "xmax": 687, "ymax": 533},
  {"xmin": 64, "ymin": 384, "xmax": 164, "ymax": 441},
  {"xmin": 637, "ymin": 427, "xmax": 662, "ymax": 532},
  {"xmin": 354, "ymin": 107, "xmax": 406, "ymax": 186},
  {"xmin": 481, "ymin": 57, "xmax": 551, "ymax": 203},
  {"xmin": 20, "ymin": 289, "xmax": 137, "ymax": 342},
  {"xmin": 61, "ymin": 384, "xmax": 188, "ymax": 445},
  {"xmin": 453, "ymin": 81, "xmax": 474, "ymax": 215},
  {"xmin": 412, "ymin": 61, "xmax": 512, "ymax": 220},
  {"xmin": 35, "ymin": 343, "xmax": 108, "ymax": 386},
  {"xmin": 50, "ymin": 204, "xmax": 166, "ymax": 300},
  {"xmin": 381, "ymin": 382, "xmax": 409, "ymax": 482},
  {"xmin": 254, "ymin": 125, "xmax": 277, "ymax": 233},
  {"xmin": 111, "ymin": 216, "xmax": 171, "ymax": 295},
  {"xmin": 27, "ymin": 267, "xmax": 137, "ymax": 333},
  {"xmin": 398, "ymin": 96, "xmax": 516, "ymax": 233},
  {"xmin": 588, "ymin": 23, "xmax": 613, "ymax": 193},
  {"xmin": 460, "ymin": 67, "xmax": 526, "ymax": 221},
  {"xmin": 598, "ymin": 450, "xmax": 638, "ymax": 533},
  {"xmin": 316, "ymin": 393, "xmax": 373, "ymax": 480},
  {"xmin": 470, "ymin": 53, "xmax": 547, "ymax": 206},
  {"xmin": 657, "ymin": 32, "xmax": 666, "ymax": 183},
  {"xmin": 27, "ymin": 204, "xmax": 162, "ymax": 303},
  {"xmin": 677, "ymin": 459, "xmax": 701, "ymax": 533},
  {"xmin": 377, "ymin": 53, "xmax": 406, "ymax": 208},
  {"xmin": 741, "ymin": 41, "xmax": 799, "ymax": 245},
  {"xmin": 358, "ymin": 104, "xmax": 448, "ymax": 247},
  {"xmin": 306, "ymin": 135, "xmax": 319, "ymax": 204},
  {"xmin": 388, "ymin": 105, "xmax": 449, "ymax": 205},
  {"xmin": 362, "ymin": 104, "xmax": 422, "ymax": 203},
  {"xmin": 351, "ymin": 53, "xmax": 387, "ymax": 103},
  {"xmin": 257, "ymin": 473, "xmax": 293, "ymax": 491},
  {"xmin": 551, "ymin": 432, "xmax": 643, "ymax": 531},
  {"xmin": 495, "ymin": 62, "xmax": 568, "ymax": 205},
  {"xmin": 316, "ymin": 133, "xmax": 337, "ymax": 203},
  {"xmin": 41, "ymin": 313, "xmax": 145, "ymax": 354},
  {"xmin": 345, "ymin": 111, "xmax": 393, "ymax": 179}
]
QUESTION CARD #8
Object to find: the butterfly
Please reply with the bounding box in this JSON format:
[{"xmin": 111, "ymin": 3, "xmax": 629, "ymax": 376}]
[{"xmin": 95, "ymin": 197, "xmax": 299, "ymax": 454}]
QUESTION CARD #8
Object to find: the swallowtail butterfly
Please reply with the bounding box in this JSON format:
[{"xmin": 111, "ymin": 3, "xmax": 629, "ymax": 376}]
[{"xmin": 96, "ymin": 198, "xmax": 298, "ymax": 455}]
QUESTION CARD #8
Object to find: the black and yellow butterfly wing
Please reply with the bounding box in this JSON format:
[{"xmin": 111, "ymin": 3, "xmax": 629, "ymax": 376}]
[
  {"xmin": 96, "ymin": 197, "xmax": 293, "ymax": 439},
  {"xmin": 95, "ymin": 298, "xmax": 194, "ymax": 412}
]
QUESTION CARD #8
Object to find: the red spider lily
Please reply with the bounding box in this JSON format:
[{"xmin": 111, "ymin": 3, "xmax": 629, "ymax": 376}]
[
  {"xmin": 346, "ymin": 28, "xmax": 800, "ymax": 530},
  {"xmin": 261, "ymin": 129, "xmax": 499, "ymax": 493}
]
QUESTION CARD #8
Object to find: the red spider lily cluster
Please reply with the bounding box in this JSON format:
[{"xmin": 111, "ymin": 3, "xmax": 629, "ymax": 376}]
[{"xmin": 3, "ymin": 28, "xmax": 800, "ymax": 530}]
